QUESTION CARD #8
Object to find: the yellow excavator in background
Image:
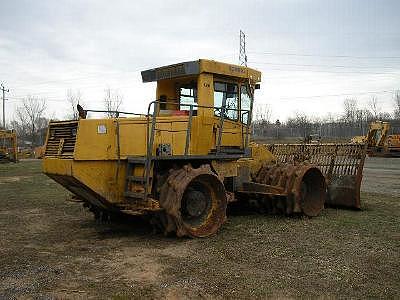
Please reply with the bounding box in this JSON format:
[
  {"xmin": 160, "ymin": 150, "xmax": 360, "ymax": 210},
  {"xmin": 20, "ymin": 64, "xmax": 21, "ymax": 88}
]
[
  {"xmin": 0, "ymin": 130, "xmax": 18, "ymax": 163},
  {"xmin": 42, "ymin": 59, "xmax": 366, "ymax": 237},
  {"xmin": 352, "ymin": 121, "xmax": 400, "ymax": 157}
]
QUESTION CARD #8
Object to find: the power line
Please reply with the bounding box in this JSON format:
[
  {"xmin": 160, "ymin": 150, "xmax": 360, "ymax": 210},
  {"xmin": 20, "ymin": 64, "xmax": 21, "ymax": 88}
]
[
  {"xmin": 271, "ymin": 89, "xmax": 395, "ymax": 101},
  {"xmin": 11, "ymin": 68, "xmax": 145, "ymax": 90},
  {"xmin": 253, "ymin": 66, "xmax": 400, "ymax": 76},
  {"xmin": 6, "ymin": 96, "xmax": 105, "ymax": 104},
  {"xmin": 7, "ymin": 96, "xmax": 65, "ymax": 102},
  {"xmin": 8, "ymin": 78, "xmax": 149, "ymax": 101},
  {"xmin": 249, "ymin": 61, "xmax": 400, "ymax": 71},
  {"xmin": 9, "ymin": 63, "xmax": 156, "ymax": 91},
  {"xmin": 248, "ymin": 51, "xmax": 400, "ymax": 60}
]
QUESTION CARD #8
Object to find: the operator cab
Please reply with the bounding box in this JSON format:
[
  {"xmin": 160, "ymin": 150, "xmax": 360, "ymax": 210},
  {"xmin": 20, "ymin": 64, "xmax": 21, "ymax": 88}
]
[
  {"xmin": 141, "ymin": 59, "xmax": 261, "ymax": 124},
  {"xmin": 141, "ymin": 59, "xmax": 261, "ymax": 156}
]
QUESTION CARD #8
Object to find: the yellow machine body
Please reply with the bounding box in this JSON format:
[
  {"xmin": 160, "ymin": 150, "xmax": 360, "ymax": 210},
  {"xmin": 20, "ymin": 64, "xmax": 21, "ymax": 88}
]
[
  {"xmin": 386, "ymin": 134, "xmax": 400, "ymax": 152},
  {"xmin": 43, "ymin": 59, "xmax": 365, "ymax": 237},
  {"xmin": 43, "ymin": 60, "xmax": 266, "ymax": 207},
  {"xmin": 350, "ymin": 135, "xmax": 366, "ymax": 144}
]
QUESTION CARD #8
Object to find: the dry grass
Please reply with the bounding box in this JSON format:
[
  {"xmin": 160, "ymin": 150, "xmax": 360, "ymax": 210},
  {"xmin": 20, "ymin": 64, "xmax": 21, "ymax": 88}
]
[{"xmin": 0, "ymin": 160, "xmax": 399, "ymax": 299}]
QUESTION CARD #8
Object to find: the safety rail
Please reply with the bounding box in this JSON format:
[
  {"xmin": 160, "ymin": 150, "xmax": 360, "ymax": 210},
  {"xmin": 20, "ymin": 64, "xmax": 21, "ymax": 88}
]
[
  {"xmin": 83, "ymin": 109, "xmax": 147, "ymax": 118},
  {"xmin": 145, "ymin": 100, "xmax": 251, "ymax": 158},
  {"xmin": 143, "ymin": 100, "xmax": 251, "ymax": 201},
  {"xmin": 83, "ymin": 104, "xmax": 251, "ymax": 156},
  {"xmin": 83, "ymin": 101, "xmax": 252, "ymax": 201}
]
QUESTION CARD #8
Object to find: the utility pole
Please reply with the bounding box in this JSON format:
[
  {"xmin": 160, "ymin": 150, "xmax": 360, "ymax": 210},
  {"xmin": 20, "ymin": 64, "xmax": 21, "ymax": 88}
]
[
  {"xmin": 239, "ymin": 30, "xmax": 247, "ymax": 67},
  {"xmin": 1, "ymin": 83, "xmax": 9, "ymax": 129}
]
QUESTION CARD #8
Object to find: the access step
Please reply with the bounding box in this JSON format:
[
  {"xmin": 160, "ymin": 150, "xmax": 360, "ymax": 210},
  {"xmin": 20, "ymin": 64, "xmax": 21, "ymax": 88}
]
[
  {"xmin": 126, "ymin": 176, "xmax": 146, "ymax": 183},
  {"xmin": 127, "ymin": 156, "xmax": 147, "ymax": 164},
  {"xmin": 124, "ymin": 191, "xmax": 146, "ymax": 199}
]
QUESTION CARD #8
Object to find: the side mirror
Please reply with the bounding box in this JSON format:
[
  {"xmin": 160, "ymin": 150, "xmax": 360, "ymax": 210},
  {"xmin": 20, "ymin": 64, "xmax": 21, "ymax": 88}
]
[{"xmin": 254, "ymin": 84, "xmax": 261, "ymax": 90}]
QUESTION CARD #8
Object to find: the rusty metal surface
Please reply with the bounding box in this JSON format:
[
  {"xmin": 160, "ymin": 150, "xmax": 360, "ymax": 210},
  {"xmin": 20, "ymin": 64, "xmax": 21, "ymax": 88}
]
[
  {"xmin": 158, "ymin": 164, "xmax": 227, "ymax": 237},
  {"xmin": 253, "ymin": 163, "xmax": 326, "ymax": 216},
  {"xmin": 267, "ymin": 143, "xmax": 366, "ymax": 209},
  {"xmin": 239, "ymin": 182, "xmax": 286, "ymax": 196}
]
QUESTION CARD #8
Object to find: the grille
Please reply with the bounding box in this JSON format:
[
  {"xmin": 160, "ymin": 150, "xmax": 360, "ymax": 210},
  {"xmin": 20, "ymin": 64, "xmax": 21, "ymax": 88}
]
[
  {"xmin": 45, "ymin": 121, "xmax": 78, "ymax": 158},
  {"xmin": 267, "ymin": 143, "xmax": 366, "ymax": 176}
]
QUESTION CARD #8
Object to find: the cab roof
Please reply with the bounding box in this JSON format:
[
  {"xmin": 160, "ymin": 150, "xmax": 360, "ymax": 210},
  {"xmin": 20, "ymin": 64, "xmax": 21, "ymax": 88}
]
[{"xmin": 141, "ymin": 59, "xmax": 261, "ymax": 83}]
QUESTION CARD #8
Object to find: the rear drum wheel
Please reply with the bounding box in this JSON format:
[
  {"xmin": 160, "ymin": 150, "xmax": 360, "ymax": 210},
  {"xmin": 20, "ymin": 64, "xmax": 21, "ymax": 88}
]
[{"xmin": 255, "ymin": 163, "xmax": 326, "ymax": 216}]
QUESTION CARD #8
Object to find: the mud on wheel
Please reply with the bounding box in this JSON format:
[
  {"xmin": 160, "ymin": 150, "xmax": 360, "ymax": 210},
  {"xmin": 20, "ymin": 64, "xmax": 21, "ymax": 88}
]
[
  {"xmin": 157, "ymin": 164, "xmax": 227, "ymax": 237},
  {"xmin": 254, "ymin": 163, "xmax": 326, "ymax": 217}
]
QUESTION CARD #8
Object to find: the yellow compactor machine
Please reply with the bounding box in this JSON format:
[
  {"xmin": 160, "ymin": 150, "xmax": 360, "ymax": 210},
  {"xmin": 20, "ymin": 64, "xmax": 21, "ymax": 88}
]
[
  {"xmin": 0, "ymin": 129, "xmax": 18, "ymax": 163},
  {"xmin": 43, "ymin": 59, "xmax": 366, "ymax": 237}
]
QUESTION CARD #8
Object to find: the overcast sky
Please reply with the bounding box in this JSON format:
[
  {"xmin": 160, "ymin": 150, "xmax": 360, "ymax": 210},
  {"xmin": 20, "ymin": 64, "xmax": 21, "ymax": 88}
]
[{"xmin": 1, "ymin": 0, "xmax": 399, "ymax": 123}]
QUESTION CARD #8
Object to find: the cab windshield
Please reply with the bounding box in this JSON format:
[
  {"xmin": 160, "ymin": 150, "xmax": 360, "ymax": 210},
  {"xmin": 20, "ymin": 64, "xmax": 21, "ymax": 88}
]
[{"xmin": 214, "ymin": 82, "xmax": 239, "ymax": 121}]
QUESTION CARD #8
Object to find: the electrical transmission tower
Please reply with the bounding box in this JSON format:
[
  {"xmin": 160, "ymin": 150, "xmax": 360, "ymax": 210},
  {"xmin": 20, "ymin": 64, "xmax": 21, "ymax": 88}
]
[
  {"xmin": 1, "ymin": 83, "xmax": 9, "ymax": 129},
  {"xmin": 239, "ymin": 30, "xmax": 247, "ymax": 67}
]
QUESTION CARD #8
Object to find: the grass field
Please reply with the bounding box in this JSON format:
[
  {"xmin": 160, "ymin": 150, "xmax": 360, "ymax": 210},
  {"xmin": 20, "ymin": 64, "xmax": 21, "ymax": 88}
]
[{"xmin": 0, "ymin": 160, "xmax": 399, "ymax": 299}]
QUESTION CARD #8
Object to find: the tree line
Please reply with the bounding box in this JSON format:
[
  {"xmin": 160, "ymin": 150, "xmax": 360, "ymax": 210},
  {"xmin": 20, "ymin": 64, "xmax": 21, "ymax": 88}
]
[
  {"xmin": 4, "ymin": 88, "xmax": 400, "ymax": 148},
  {"xmin": 4, "ymin": 88, "xmax": 123, "ymax": 149},
  {"xmin": 253, "ymin": 91, "xmax": 400, "ymax": 140}
]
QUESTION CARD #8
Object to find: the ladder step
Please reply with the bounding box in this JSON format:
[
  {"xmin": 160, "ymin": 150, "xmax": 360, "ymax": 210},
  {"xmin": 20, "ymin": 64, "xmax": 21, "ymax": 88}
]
[
  {"xmin": 127, "ymin": 156, "xmax": 147, "ymax": 164},
  {"xmin": 127, "ymin": 176, "xmax": 146, "ymax": 182},
  {"xmin": 124, "ymin": 191, "xmax": 146, "ymax": 199}
]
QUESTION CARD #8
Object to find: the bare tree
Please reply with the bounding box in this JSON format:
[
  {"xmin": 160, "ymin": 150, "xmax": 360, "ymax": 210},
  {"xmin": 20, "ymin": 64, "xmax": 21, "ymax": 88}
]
[
  {"xmin": 355, "ymin": 109, "xmax": 370, "ymax": 135},
  {"xmin": 378, "ymin": 112, "xmax": 392, "ymax": 120},
  {"xmin": 287, "ymin": 111, "xmax": 311, "ymax": 138},
  {"xmin": 368, "ymin": 96, "xmax": 381, "ymax": 120},
  {"xmin": 66, "ymin": 89, "xmax": 83, "ymax": 119},
  {"xmin": 104, "ymin": 88, "xmax": 123, "ymax": 117},
  {"xmin": 321, "ymin": 113, "xmax": 337, "ymax": 137},
  {"xmin": 394, "ymin": 90, "xmax": 400, "ymax": 119},
  {"xmin": 254, "ymin": 103, "xmax": 272, "ymax": 123},
  {"xmin": 343, "ymin": 98, "xmax": 358, "ymax": 124},
  {"xmin": 252, "ymin": 103, "xmax": 272, "ymax": 136},
  {"xmin": 16, "ymin": 96, "xmax": 47, "ymax": 148}
]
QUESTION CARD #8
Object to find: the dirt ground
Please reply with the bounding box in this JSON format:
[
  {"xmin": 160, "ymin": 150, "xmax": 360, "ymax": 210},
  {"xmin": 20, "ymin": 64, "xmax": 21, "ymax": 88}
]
[{"xmin": 0, "ymin": 159, "xmax": 399, "ymax": 299}]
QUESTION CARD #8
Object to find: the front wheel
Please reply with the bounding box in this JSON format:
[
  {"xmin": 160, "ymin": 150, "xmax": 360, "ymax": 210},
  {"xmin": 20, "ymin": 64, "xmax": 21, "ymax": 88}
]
[{"xmin": 159, "ymin": 164, "xmax": 227, "ymax": 237}]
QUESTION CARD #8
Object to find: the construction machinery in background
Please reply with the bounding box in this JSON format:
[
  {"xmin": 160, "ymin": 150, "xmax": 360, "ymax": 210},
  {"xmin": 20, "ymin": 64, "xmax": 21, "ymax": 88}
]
[
  {"xmin": 42, "ymin": 59, "xmax": 366, "ymax": 237},
  {"xmin": 351, "ymin": 121, "xmax": 400, "ymax": 158},
  {"xmin": 303, "ymin": 134, "xmax": 321, "ymax": 144},
  {"xmin": 34, "ymin": 145, "xmax": 46, "ymax": 159},
  {"xmin": 350, "ymin": 135, "xmax": 366, "ymax": 144},
  {"xmin": 17, "ymin": 148, "xmax": 34, "ymax": 159},
  {"xmin": 0, "ymin": 129, "xmax": 18, "ymax": 163}
]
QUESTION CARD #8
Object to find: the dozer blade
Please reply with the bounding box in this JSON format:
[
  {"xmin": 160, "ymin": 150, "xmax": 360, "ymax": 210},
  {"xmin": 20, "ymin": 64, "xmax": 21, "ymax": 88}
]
[{"xmin": 267, "ymin": 143, "xmax": 367, "ymax": 209}]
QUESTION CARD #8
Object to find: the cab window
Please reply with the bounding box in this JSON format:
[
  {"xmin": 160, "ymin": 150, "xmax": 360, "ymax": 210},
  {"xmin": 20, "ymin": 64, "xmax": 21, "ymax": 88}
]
[
  {"xmin": 240, "ymin": 84, "xmax": 252, "ymax": 124},
  {"xmin": 214, "ymin": 82, "xmax": 238, "ymax": 120},
  {"xmin": 179, "ymin": 83, "xmax": 197, "ymax": 111}
]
